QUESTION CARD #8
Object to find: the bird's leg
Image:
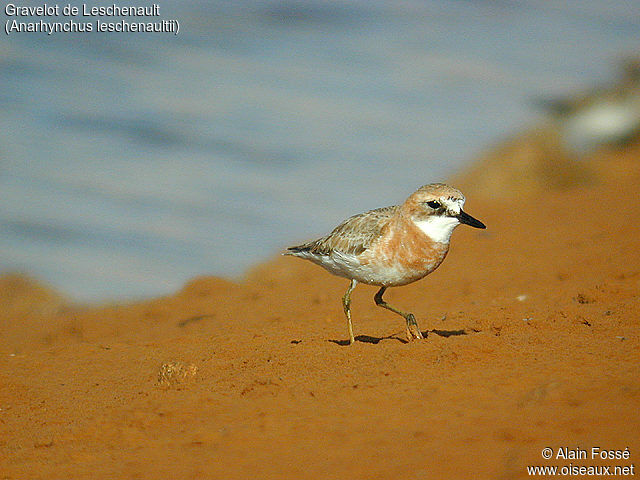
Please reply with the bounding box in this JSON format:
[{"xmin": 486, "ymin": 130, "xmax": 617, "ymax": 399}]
[
  {"xmin": 342, "ymin": 279, "xmax": 358, "ymax": 344},
  {"xmin": 374, "ymin": 287, "xmax": 424, "ymax": 341}
]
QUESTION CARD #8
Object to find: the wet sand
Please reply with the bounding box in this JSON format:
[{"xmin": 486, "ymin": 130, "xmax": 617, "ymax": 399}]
[{"xmin": 1, "ymin": 137, "xmax": 639, "ymax": 479}]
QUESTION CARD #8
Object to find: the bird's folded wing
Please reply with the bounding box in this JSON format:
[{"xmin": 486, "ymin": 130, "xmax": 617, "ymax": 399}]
[{"xmin": 288, "ymin": 206, "xmax": 397, "ymax": 256}]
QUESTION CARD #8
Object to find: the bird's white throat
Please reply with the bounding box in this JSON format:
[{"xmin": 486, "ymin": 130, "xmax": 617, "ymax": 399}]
[{"xmin": 413, "ymin": 215, "xmax": 460, "ymax": 244}]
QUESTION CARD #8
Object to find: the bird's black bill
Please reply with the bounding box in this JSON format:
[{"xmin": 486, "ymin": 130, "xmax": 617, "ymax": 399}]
[{"xmin": 457, "ymin": 210, "xmax": 486, "ymax": 229}]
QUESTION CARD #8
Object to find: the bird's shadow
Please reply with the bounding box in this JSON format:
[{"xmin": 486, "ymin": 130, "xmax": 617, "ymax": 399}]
[
  {"xmin": 328, "ymin": 328, "xmax": 468, "ymax": 346},
  {"xmin": 431, "ymin": 328, "xmax": 467, "ymax": 338},
  {"xmin": 329, "ymin": 334, "xmax": 406, "ymax": 346}
]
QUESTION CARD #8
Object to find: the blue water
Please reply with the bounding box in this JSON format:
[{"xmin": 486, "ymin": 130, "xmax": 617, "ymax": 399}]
[{"xmin": 2, "ymin": 1, "xmax": 639, "ymax": 301}]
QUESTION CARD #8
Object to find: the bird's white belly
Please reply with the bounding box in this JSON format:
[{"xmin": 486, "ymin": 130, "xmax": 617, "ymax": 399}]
[{"xmin": 299, "ymin": 250, "xmax": 438, "ymax": 287}]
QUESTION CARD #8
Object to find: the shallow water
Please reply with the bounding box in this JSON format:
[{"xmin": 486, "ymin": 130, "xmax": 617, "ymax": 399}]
[{"xmin": 1, "ymin": 0, "xmax": 639, "ymax": 301}]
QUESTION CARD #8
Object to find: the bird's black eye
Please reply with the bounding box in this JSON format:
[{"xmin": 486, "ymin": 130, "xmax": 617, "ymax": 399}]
[{"xmin": 426, "ymin": 200, "xmax": 441, "ymax": 209}]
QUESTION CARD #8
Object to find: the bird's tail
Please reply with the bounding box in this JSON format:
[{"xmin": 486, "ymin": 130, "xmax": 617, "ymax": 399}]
[{"xmin": 283, "ymin": 244, "xmax": 311, "ymax": 256}]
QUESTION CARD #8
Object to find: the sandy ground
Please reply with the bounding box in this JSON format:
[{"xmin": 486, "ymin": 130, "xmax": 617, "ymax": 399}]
[{"xmin": 1, "ymin": 136, "xmax": 639, "ymax": 479}]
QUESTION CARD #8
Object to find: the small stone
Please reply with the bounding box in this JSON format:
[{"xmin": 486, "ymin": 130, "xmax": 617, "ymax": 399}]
[{"xmin": 157, "ymin": 361, "xmax": 198, "ymax": 387}]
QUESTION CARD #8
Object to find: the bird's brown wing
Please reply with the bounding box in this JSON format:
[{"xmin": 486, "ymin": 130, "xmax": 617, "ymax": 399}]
[{"xmin": 287, "ymin": 205, "xmax": 397, "ymax": 256}]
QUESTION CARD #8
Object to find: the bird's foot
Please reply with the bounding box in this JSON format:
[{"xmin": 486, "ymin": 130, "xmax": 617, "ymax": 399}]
[{"xmin": 405, "ymin": 314, "xmax": 425, "ymax": 341}]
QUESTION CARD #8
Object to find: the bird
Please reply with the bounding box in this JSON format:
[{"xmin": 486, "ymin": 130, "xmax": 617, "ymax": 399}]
[{"xmin": 285, "ymin": 183, "xmax": 486, "ymax": 344}]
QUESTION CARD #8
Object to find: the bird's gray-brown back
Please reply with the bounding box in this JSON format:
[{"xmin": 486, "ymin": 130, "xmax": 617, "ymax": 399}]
[{"xmin": 287, "ymin": 205, "xmax": 398, "ymax": 256}]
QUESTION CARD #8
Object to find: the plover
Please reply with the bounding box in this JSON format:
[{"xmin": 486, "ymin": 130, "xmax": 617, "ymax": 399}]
[{"xmin": 285, "ymin": 183, "xmax": 485, "ymax": 344}]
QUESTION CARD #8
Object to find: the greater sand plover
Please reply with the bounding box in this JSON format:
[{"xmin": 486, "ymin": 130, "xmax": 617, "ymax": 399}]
[{"xmin": 285, "ymin": 183, "xmax": 486, "ymax": 344}]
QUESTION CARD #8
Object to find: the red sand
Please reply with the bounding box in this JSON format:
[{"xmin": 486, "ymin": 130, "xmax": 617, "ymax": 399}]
[{"xmin": 1, "ymin": 138, "xmax": 639, "ymax": 479}]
